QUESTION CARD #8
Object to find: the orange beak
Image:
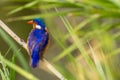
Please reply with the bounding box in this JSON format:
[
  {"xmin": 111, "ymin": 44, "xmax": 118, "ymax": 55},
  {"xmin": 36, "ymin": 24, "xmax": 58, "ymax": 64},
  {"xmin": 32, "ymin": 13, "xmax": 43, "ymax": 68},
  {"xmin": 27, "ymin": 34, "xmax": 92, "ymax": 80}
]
[{"xmin": 27, "ymin": 20, "xmax": 33, "ymax": 24}]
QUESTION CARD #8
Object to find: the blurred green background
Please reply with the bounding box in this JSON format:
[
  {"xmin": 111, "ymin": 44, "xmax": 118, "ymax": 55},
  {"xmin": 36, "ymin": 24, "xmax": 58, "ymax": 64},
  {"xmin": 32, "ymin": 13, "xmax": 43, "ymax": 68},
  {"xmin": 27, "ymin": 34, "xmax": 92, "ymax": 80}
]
[{"xmin": 0, "ymin": 0, "xmax": 120, "ymax": 80}]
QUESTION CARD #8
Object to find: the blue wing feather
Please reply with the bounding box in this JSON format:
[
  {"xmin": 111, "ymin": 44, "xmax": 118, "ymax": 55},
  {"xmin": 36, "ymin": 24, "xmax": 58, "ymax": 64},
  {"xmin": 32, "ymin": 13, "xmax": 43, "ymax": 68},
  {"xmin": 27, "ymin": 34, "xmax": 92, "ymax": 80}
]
[{"xmin": 27, "ymin": 29, "xmax": 49, "ymax": 68}]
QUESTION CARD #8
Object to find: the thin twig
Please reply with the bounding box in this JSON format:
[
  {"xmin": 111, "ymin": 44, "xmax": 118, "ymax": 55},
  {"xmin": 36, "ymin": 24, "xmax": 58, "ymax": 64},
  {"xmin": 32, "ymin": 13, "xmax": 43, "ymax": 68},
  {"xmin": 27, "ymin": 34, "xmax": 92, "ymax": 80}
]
[
  {"xmin": 0, "ymin": 20, "xmax": 66, "ymax": 80},
  {"xmin": 0, "ymin": 20, "xmax": 27, "ymax": 50}
]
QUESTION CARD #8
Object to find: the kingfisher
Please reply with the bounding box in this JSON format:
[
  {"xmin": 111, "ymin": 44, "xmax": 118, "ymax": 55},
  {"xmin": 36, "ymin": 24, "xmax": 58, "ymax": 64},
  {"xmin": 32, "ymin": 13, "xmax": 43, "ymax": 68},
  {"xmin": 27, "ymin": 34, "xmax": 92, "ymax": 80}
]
[{"xmin": 27, "ymin": 18, "xmax": 49, "ymax": 68}]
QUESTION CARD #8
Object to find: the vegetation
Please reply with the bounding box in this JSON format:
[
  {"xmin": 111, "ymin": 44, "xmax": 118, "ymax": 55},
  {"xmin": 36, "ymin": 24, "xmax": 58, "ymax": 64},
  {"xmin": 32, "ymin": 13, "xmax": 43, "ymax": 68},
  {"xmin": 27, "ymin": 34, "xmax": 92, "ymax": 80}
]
[{"xmin": 0, "ymin": 0, "xmax": 120, "ymax": 80}]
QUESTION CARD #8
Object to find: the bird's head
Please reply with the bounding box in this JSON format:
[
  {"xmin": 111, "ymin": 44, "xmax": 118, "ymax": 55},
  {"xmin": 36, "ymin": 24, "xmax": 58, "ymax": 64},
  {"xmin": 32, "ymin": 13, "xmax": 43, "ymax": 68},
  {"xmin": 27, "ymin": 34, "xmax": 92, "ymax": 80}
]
[{"xmin": 28, "ymin": 18, "xmax": 46, "ymax": 30}]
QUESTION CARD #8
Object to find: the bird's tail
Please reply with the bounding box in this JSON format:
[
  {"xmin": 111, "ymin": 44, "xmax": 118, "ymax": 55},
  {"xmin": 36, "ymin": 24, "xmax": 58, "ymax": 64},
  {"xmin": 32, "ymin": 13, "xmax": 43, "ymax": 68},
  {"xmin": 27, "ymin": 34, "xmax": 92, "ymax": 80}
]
[{"xmin": 30, "ymin": 51, "xmax": 40, "ymax": 68}]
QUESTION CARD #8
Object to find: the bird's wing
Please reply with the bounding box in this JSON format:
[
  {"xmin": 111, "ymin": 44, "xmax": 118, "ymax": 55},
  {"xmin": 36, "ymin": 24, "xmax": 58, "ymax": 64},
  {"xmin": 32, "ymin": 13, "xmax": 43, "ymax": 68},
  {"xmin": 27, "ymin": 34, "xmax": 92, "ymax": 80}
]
[
  {"xmin": 37, "ymin": 32, "xmax": 49, "ymax": 59},
  {"xmin": 27, "ymin": 33, "xmax": 38, "ymax": 55}
]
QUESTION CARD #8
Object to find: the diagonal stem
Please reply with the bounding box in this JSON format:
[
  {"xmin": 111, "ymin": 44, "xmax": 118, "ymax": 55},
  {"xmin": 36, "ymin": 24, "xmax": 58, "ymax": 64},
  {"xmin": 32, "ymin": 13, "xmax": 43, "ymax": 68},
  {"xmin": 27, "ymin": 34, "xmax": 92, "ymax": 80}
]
[{"xmin": 0, "ymin": 20, "xmax": 27, "ymax": 50}]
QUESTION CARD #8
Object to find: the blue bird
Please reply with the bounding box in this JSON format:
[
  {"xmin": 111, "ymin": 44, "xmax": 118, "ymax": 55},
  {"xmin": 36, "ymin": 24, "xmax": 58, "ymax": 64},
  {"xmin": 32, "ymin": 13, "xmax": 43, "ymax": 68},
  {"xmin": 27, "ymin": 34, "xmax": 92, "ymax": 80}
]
[{"xmin": 27, "ymin": 18, "xmax": 49, "ymax": 68}]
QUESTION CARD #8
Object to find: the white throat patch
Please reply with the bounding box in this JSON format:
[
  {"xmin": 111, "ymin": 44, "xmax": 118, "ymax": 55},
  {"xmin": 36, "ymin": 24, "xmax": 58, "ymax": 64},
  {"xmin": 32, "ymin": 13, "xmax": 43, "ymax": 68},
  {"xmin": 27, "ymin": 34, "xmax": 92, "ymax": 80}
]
[{"xmin": 36, "ymin": 24, "xmax": 42, "ymax": 29}]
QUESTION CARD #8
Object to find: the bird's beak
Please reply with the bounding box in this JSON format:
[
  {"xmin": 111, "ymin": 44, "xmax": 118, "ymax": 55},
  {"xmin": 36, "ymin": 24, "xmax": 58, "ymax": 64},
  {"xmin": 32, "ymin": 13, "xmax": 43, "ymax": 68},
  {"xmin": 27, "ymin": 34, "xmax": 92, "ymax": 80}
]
[{"xmin": 27, "ymin": 20, "xmax": 33, "ymax": 24}]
